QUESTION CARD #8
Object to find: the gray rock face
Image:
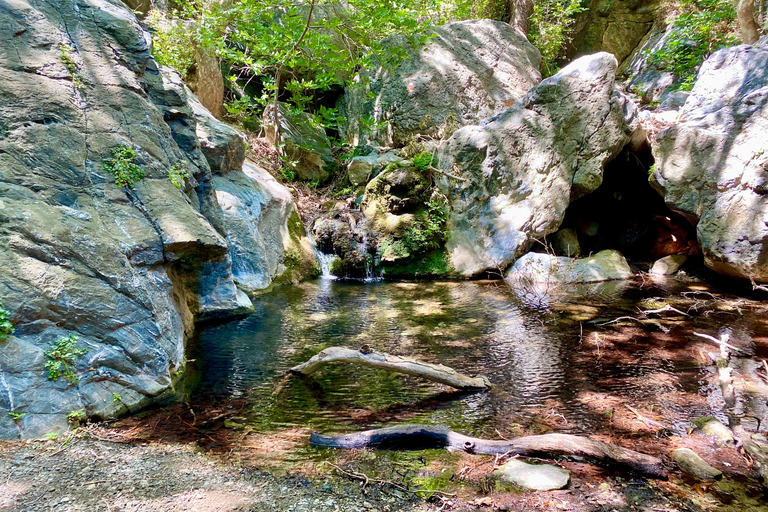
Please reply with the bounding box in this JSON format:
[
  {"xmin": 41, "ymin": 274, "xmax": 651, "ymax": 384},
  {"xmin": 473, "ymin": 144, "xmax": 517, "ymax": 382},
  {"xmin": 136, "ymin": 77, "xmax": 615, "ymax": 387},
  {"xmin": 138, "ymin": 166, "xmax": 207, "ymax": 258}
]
[
  {"xmin": 651, "ymin": 41, "xmax": 768, "ymax": 282},
  {"xmin": 264, "ymin": 102, "xmax": 334, "ymax": 181},
  {"xmin": 438, "ymin": 53, "xmax": 637, "ymax": 276},
  {"xmin": 0, "ymin": 0, "xmax": 308, "ymax": 438},
  {"xmin": 212, "ymin": 162, "xmax": 318, "ymax": 292},
  {"xmin": 506, "ymin": 250, "xmax": 632, "ymax": 284},
  {"xmin": 341, "ymin": 19, "xmax": 542, "ymax": 147},
  {"xmin": 495, "ymin": 459, "xmax": 571, "ymax": 491},
  {"xmin": 187, "ymin": 87, "xmax": 246, "ymax": 174},
  {"xmin": 347, "ymin": 151, "xmax": 403, "ymax": 187}
]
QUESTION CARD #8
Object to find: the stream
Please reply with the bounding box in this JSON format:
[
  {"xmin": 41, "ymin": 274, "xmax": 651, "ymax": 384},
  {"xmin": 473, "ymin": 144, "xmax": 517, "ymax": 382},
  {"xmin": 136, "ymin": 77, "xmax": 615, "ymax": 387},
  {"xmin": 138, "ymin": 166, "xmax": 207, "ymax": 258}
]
[{"xmin": 193, "ymin": 275, "xmax": 768, "ymax": 443}]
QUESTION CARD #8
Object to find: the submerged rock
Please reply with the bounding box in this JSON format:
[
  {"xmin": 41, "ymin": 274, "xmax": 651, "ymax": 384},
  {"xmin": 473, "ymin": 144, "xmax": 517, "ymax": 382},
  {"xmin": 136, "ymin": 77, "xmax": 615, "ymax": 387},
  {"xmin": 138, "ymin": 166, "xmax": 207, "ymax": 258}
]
[
  {"xmin": 673, "ymin": 448, "xmax": 723, "ymax": 480},
  {"xmin": 506, "ymin": 250, "xmax": 633, "ymax": 284},
  {"xmin": 439, "ymin": 52, "xmax": 638, "ymax": 276},
  {"xmin": 341, "ymin": 19, "xmax": 541, "ymax": 147},
  {"xmin": 495, "ymin": 459, "xmax": 570, "ymax": 491},
  {"xmin": 652, "ymin": 41, "xmax": 768, "ymax": 283}
]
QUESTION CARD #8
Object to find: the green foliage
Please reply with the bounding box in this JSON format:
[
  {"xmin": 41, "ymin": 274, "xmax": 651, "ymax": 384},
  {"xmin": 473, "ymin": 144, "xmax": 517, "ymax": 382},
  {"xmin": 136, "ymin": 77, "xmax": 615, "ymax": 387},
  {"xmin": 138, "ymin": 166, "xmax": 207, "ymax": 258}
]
[
  {"xmin": 112, "ymin": 393, "xmax": 122, "ymax": 403},
  {"xmin": 67, "ymin": 409, "xmax": 86, "ymax": 424},
  {"xmin": 8, "ymin": 411, "xmax": 25, "ymax": 422},
  {"xmin": 103, "ymin": 146, "xmax": 145, "ymax": 189},
  {"xmin": 528, "ymin": 0, "xmax": 586, "ymax": 76},
  {"xmin": 646, "ymin": 0, "xmax": 738, "ymax": 89},
  {"xmin": 44, "ymin": 334, "xmax": 88, "ymax": 385},
  {"xmin": 167, "ymin": 162, "xmax": 191, "ymax": 189},
  {"xmin": 147, "ymin": 9, "xmax": 196, "ymax": 76},
  {"xmin": 58, "ymin": 42, "xmax": 85, "ymax": 90},
  {"xmin": 0, "ymin": 300, "xmax": 13, "ymax": 342}
]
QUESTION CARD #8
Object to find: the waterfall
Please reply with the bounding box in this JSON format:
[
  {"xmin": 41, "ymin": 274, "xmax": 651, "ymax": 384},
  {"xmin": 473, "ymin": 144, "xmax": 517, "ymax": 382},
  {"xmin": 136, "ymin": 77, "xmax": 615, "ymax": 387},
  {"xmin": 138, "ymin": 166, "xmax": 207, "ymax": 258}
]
[{"xmin": 316, "ymin": 250, "xmax": 337, "ymax": 280}]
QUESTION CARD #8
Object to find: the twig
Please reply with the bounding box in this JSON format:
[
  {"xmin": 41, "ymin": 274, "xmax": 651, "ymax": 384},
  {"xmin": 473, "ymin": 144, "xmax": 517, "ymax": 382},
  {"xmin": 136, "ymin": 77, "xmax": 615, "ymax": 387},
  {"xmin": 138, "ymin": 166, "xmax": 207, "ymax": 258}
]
[
  {"xmin": 693, "ymin": 332, "xmax": 752, "ymax": 355},
  {"xmin": 427, "ymin": 165, "xmax": 468, "ymax": 182},
  {"xmin": 639, "ymin": 304, "xmax": 689, "ymax": 316},
  {"xmin": 625, "ymin": 405, "xmax": 667, "ymax": 429},
  {"xmin": 750, "ymin": 277, "xmax": 768, "ymax": 293}
]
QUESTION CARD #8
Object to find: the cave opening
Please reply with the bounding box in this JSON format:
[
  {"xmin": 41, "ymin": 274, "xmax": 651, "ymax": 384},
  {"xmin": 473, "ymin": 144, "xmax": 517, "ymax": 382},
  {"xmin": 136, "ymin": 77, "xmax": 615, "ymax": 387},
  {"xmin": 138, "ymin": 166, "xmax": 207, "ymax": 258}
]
[{"xmin": 548, "ymin": 144, "xmax": 700, "ymax": 264}]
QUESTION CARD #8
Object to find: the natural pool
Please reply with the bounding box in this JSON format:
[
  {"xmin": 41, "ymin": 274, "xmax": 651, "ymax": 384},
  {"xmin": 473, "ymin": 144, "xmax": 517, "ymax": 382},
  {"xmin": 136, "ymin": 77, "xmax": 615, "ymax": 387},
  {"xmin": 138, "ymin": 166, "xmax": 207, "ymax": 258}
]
[{"xmin": 193, "ymin": 275, "xmax": 768, "ymax": 442}]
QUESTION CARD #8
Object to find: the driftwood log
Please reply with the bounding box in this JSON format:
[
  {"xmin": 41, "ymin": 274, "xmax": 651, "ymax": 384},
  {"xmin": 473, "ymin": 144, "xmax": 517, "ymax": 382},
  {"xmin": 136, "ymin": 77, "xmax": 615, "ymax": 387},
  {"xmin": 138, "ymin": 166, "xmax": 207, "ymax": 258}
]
[
  {"xmin": 290, "ymin": 347, "xmax": 491, "ymax": 390},
  {"xmin": 311, "ymin": 424, "xmax": 667, "ymax": 479}
]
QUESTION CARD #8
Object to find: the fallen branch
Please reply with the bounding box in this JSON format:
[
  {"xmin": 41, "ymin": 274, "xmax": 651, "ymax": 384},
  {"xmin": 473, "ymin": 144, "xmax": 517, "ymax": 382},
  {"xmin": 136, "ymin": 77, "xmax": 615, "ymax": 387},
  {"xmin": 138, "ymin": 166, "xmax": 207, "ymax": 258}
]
[
  {"xmin": 625, "ymin": 405, "xmax": 668, "ymax": 430},
  {"xmin": 290, "ymin": 347, "xmax": 491, "ymax": 390},
  {"xmin": 311, "ymin": 424, "xmax": 667, "ymax": 479},
  {"xmin": 693, "ymin": 332, "xmax": 752, "ymax": 356}
]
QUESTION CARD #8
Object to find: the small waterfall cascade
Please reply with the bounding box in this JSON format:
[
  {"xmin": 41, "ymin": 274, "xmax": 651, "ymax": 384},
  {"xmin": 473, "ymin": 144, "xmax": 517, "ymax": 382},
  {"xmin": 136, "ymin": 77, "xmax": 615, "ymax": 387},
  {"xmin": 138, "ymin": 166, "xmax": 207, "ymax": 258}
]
[
  {"xmin": 308, "ymin": 233, "xmax": 337, "ymax": 280},
  {"xmin": 360, "ymin": 232, "xmax": 382, "ymax": 282}
]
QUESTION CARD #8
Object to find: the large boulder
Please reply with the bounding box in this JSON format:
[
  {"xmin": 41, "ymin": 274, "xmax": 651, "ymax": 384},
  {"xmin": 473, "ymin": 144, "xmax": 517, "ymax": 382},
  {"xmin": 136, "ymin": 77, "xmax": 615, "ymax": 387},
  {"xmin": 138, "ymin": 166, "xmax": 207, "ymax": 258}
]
[
  {"xmin": 506, "ymin": 250, "xmax": 633, "ymax": 284},
  {"xmin": 186, "ymin": 87, "xmax": 246, "ymax": 174},
  {"xmin": 651, "ymin": 41, "xmax": 768, "ymax": 282},
  {"xmin": 0, "ymin": 0, "xmax": 310, "ymax": 438},
  {"xmin": 340, "ymin": 19, "xmax": 542, "ymax": 147},
  {"xmin": 438, "ymin": 53, "xmax": 638, "ymax": 276},
  {"xmin": 211, "ymin": 161, "xmax": 318, "ymax": 292}
]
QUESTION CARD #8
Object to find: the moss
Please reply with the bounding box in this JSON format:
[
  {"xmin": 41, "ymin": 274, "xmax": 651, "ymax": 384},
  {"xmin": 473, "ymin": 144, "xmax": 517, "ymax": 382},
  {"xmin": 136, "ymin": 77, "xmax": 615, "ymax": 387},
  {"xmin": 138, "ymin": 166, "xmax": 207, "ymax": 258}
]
[
  {"xmin": 273, "ymin": 210, "xmax": 321, "ymax": 286},
  {"xmin": 381, "ymin": 249, "xmax": 451, "ymax": 278},
  {"xmin": 411, "ymin": 151, "xmax": 437, "ymax": 173}
]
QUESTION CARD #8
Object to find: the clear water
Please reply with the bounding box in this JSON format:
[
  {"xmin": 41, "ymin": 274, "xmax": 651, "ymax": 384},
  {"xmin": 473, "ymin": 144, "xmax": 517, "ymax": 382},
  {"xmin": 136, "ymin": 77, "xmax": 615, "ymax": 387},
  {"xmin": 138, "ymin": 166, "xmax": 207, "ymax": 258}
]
[{"xmin": 194, "ymin": 277, "xmax": 768, "ymax": 439}]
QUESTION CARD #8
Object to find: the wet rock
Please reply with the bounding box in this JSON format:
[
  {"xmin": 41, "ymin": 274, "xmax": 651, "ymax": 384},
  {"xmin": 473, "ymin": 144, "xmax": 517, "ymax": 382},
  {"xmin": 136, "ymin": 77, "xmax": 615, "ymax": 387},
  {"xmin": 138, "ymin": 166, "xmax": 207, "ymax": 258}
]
[
  {"xmin": 692, "ymin": 416, "xmax": 735, "ymax": 445},
  {"xmin": 264, "ymin": 103, "xmax": 333, "ymax": 182},
  {"xmin": 506, "ymin": 250, "xmax": 633, "ymax": 284},
  {"xmin": 650, "ymin": 254, "xmax": 688, "ymax": 275},
  {"xmin": 438, "ymin": 53, "xmax": 638, "ymax": 276},
  {"xmin": 495, "ymin": 459, "xmax": 570, "ymax": 491},
  {"xmin": 341, "ymin": 19, "xmax": 541, "ymax": 147},
  {"xmin": 652, "ymin": 41, "xmax": 768, "ymax": 282},
  {"xmin": 673, "ymin": 448, "xmax": 722, "ymax": 480}
]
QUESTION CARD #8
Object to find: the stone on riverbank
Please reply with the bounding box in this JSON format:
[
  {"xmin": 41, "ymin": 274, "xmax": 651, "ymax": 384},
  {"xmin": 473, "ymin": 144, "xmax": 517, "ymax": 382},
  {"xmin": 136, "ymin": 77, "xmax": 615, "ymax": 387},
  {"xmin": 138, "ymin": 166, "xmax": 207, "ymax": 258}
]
[{"xmin": 495, "ymin": 459, "xmax": 571, "ymax": 491}]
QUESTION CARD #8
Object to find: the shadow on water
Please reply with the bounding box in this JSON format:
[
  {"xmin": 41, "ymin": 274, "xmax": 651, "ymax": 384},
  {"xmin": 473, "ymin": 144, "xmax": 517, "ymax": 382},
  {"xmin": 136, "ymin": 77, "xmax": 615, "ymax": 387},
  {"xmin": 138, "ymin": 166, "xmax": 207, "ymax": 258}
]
[{"xmin": 193, "ymin": 276, "xmax": 768, "ymax": 440}]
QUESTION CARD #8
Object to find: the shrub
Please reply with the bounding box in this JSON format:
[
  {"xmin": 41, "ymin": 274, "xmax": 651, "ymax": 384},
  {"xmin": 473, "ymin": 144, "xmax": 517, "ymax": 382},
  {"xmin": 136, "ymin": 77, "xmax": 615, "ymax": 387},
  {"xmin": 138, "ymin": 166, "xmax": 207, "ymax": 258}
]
[
  {"xmin": 44, "ymin": 334, "xmax": 88, "ymax": 385},
  {"xmin": 103, "ymin": 145, "xmax": 145, "ymax": 189},
  {"xmin": 528, "ymin": 0, "xmax": 586, "ymax": 76},
  {"xmin": 67, "ymin": 409, "xmax": 86, "ymax": 425}
]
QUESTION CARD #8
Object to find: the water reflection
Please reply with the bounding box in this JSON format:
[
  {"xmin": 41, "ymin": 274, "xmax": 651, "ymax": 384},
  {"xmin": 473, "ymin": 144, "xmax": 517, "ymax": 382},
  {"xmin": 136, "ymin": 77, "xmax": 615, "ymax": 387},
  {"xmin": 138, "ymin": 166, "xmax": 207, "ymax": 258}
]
[{"xmin": 195, "ymin": 278, "xmax": 767, "ymax": 438}]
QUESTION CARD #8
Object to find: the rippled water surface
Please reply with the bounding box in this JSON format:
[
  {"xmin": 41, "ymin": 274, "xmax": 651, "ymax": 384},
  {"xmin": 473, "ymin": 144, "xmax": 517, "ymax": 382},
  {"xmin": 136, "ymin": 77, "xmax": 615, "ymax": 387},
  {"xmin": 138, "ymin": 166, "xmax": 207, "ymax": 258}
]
[{"xmin": 194, "ymin": 277, "xmax": 768, "ymax": 439}]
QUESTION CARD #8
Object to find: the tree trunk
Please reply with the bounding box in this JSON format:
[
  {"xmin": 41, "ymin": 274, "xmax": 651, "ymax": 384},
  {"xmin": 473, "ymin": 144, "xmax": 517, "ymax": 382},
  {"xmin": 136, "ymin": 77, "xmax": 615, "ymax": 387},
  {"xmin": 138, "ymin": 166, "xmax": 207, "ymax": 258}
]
[
  {"xmin": 736, "ymin": 0, "xmax": 763, "ymax": 43},
  {"xmin": 311, "ymin": 424, "xmax": 668, "ymax": 479},
  {"xmin": 509, "ymin": 0, "xmax": 534, "ymax": 37}
]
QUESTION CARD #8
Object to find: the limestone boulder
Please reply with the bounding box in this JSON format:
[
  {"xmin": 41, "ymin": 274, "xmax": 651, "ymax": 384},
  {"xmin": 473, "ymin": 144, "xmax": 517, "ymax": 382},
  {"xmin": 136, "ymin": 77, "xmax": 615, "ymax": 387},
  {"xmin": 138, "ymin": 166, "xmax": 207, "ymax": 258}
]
[
  {"xmin": 495, "ymin": 459, "xmax": 570, "ymax": 491},
  {"xmin": 438, "ymin": 53, "xmax": 638, "ymax": 276},
  {"xmin": 651, "ymin": 41, "xmax": 768, "ymax": 282},
  {"xmin": 347, "ymin": 151, "xmax": 403, "ymax": 187},
  {"xmin": 506, "ymin": 250, "xmax": 633, "ymax": 284},
  {"xmin": 340, "ymin": 19, "xmax": 541, "ymax": 147}
]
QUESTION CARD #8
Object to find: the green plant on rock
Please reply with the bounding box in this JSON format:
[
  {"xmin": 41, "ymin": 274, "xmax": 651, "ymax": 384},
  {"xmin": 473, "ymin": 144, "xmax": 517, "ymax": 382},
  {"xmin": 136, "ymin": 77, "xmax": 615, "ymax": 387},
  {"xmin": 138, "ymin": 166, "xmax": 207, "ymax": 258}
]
[
  {"xmin": 103, "ymin": 145, "xmax": 145, "ymax": 189},
  {"xmin": 67, "ymin": 409, "xmax": 86, "ymax": 425},
  {"xmin": 0, "ymin": 300, "xmax": 13, "ymax": 342},
  {"xmin": 44, "ymin": 334, "xmax": 88, "ymax": 386},
  {"xmin": 646, "ymin": 0, "xmax": 738, "ymax": 90},
  {"xmin": 167, "ymin": 162, "xmax": 191, "ymax": 189},
  {"xmin": 112, "ymin": 393, "xmax": 122, "ymax": 403},
  {"xmin": 8, "ymin": 411, "xmax": 25, "ymax": 422},
  {"xmin": 412, "ymin": 151, "xmax": 438, "ymax": 173},
  {"xmin": 58, "ymin": 42, "xmax": 85, "ymax": 90}
]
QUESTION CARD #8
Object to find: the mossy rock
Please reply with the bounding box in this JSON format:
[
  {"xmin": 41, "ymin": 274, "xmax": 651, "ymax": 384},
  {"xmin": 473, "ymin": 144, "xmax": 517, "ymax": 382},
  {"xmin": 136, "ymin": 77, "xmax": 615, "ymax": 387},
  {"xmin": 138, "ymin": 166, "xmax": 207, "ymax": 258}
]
[{"xmin": 273, "ymin": 210, "xmax": 320, "ymax": 286}]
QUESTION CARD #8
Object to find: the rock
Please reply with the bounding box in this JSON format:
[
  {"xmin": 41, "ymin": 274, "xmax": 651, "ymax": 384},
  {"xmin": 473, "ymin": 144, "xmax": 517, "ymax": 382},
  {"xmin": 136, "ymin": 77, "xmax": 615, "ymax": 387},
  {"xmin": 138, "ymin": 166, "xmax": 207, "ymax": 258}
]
[
  {"xmin": 341, "ymin": 19, "xmax": 541, "ymax": 147},
  {"xmin": 186, "ymin": 87, "xmax": 246, "ymax": 174},
  {"xmin": 495, "ymin": 459, "xmax": 570, "ymax": 491},
  {"xmin": 506, "ymin": 250, "xmax": 633, "ymax": 284},
  {"xmin": 569, "ymin": 0, "xmax": 658, "ymax": 66},
  {"xmin": 619, "ymin": 22, "xmax": 677, "ymax": 103},
  {"xmin": 550, "ymin": 228, "xmax": 581, "ymax": 257},
  {"xmin": 264, "ymin": 102, "xmax": 334, "ymax": 181},
  {"xmin": 692, "ymin": 416, "xmax": 735, "ymax": 445},
  {"xmin": 650, "ymin": 254, "xmax": 688, "ymax": 275},
  {"xmin": 651, "ymin": 42, "xmax": 768, "ymax": 282},
  {"xmin": 347, "ymin": 151, "xmax": 403, "ymax": 187},
  {"xmin": 312, "ymin": 209, "xmax": 373, "ymax": 279},
  {"xmin": 673, "ymin": 448, "xmax": 722, "ymax": 480},
  {"xmin": 438, "ymin": 53, "xmax": 638, "ymax": 276},
  {"xmin": 0, "ymin": 0, "xmax": 308, "ymax": 438},
  {"xmin": 212, "ymin": 162, "xmax": 318, "ymax": 292}
]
